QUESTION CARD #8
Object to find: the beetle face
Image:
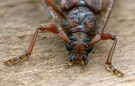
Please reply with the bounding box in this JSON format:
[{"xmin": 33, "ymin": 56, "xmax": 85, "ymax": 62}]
[{"xmin": 65, "ymin": 32, "xmax": 93, "ymax": 65}]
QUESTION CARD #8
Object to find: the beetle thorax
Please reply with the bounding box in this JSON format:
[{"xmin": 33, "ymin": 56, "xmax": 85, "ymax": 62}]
[{"xmin": 65, "ymin": 7, "xmax": 97, "ymax": 36}]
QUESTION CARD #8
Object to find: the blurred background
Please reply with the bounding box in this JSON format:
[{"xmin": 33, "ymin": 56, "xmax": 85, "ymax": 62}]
[{"xmin": 0, "ymin": 0, "xmax": 135, "ymax": 86}]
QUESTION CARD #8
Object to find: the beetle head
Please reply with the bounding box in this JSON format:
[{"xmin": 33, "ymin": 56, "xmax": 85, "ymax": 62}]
[{"xmin": 65, "ymin": 32, "xmax": 93, "ymax": 65}]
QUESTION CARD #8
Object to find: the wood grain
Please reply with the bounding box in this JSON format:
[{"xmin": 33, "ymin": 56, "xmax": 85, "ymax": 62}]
[{"xmin": 0, "ymin": 0, "xmax": 135, "ymax": 86}]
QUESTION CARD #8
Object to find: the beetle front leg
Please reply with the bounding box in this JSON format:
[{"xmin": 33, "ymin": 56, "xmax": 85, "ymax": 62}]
[
  {"xmin": 89, "ymin": 33, "xmax": 123, "ymax": 77},
  {"xmin": 102, "ymin": 34, "xmax": 124, "ymax": 77},
  {"xmin": 4, "ymin": 28, "xmax": 40, "ymax": 65},
  {"xmin": 4, "ymin": 23, "xmax": 59, "ymax": 66}
]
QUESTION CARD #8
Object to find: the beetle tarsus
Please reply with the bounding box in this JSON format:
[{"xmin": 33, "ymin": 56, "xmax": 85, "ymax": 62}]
[
  {"xmin": 106, "ymin": 64, "xmax": 124, "ymax": 77},
  {"xmin": 4, "ymin": 53, "xmax": 30, "ymax": 66}
]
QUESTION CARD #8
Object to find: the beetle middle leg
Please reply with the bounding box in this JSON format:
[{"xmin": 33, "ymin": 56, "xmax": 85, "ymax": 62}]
[
  {"xmin": 44, "ymin": 0, "xmax": 66, "ymax": 18},
  {"xmin": 4, "ymin": 23, "xmax": 59, "ymax": 66}
]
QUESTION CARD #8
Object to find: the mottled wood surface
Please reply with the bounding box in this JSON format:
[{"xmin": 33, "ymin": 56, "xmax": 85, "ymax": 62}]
[{"xmin": 0, "ymin": 0, "xmax": 135, "ymax": 86}]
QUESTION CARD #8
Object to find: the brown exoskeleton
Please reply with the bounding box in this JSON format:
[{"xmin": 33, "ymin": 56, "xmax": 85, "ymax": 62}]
[{"xmin": 4, "ymin": 0, "xmax": 123, "ymax": 77}]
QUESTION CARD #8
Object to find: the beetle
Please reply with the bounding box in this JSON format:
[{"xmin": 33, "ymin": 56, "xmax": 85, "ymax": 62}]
[{"xmin": 4, "ymin": 0, "xmax": 123, "ymax": 77}]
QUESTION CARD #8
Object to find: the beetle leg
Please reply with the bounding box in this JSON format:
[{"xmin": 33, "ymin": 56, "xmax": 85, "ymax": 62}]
[
  {"xmin": 4, "ymin": 27, "xmax": 40, "ymax": 65},
  {"xmin": 39, "ymin": 23, "xmax": 58, "ymax": 33},
  {"xmin": 44, "ymin": 0, "xmax": 66, "ymax": 19},
  {"xmin": 103, "ymin": 34, "xmax": 124, "ymax": 77},
  {"xmin": 40, "ymin": 22, "xmax": 70, "ymax": 42},
  {"xmin": 4, "ymin": 23, "xmax": 59, "ymax": 66},
  {"xmin": 88, "ymin": 33, "xmax": 123, "ymax": 77}
]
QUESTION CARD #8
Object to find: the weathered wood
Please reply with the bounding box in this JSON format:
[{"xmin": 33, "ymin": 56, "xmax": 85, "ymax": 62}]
[{"xmin": 0, "ymin": 0, "xmax": 135, "ymax": 86}]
